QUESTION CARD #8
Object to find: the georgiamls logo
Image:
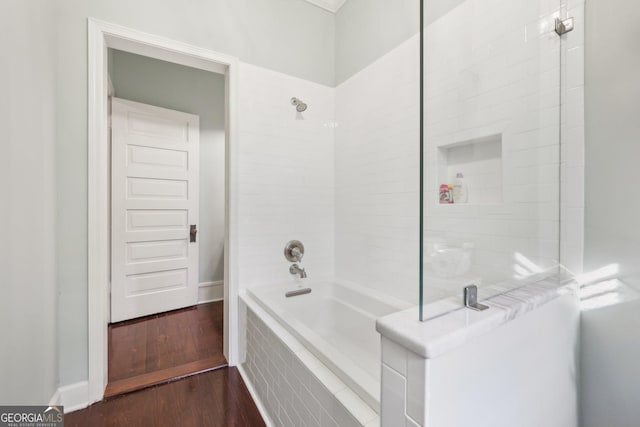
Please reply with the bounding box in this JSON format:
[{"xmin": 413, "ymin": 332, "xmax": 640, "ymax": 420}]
[{"xmin": 0, "ymin": 405, "xmax": 64, "ymax": 426}]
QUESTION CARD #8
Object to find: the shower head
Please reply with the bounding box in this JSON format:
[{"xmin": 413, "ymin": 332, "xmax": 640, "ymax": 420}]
[{"xmin": 291, "ymin": 97, "xmax": 308, "ymax": 112}]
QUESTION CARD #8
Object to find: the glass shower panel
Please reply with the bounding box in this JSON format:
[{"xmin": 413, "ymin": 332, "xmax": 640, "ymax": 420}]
[{"xmin": 420, "ymin": 0, "xmax": 563, "ymax": 319}]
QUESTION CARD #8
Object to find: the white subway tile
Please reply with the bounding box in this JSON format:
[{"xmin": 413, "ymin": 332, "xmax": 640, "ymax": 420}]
[
  {"xmin": 406, "ymin": 352, "xmax": 427, "ymax": 426},
  {"xmin": 243, "ymin": 303, "xmax": 373, "ymax": 427},
  {"xmin": 381, "ymin": 364, "xmax": 407, "ymax": 427}
]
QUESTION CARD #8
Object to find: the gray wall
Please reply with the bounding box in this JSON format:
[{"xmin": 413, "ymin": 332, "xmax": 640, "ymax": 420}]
[
  {"xmin": 110, "ymin": 50, "xmax": 226, "ymax": 284},
  {"xmin": 334, "ymin": 0, "xmax": 465, "ymax": 85},
  {"xmin": 55, "ymin": 0, "xmax": 334, "ymax": 387},
  {"xmin": 0, "ymin": 0, "xmax": 58, "ymax": 404},
  {"xmin": 581, "ymin": 0, "xmax": 640, "ymax": 425},
  {"xmin": 335, "ymin": 0, "xmax": 419, "ymax": 84}
]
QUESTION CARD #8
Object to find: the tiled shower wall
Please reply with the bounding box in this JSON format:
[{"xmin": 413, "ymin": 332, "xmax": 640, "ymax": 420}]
[
  {"xmin": 334, "ymin": 37, "xmax": 421, "ymax": 304},
  {"xmin": 237, "ymin": 63, "xmax": 335, "ymax": 288},
  {"xmin": 559, "ymin": 0, "xmax": 586, "ymax": 275},
  {"xmin": 423, "ymin": 0, "xmax": 566, "ymax": 288}
]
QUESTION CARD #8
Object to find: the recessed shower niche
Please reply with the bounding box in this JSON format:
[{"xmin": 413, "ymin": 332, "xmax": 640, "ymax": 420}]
[{"xmin": 437, "ymin": 134, "xmax": 503, "ymax": 205}]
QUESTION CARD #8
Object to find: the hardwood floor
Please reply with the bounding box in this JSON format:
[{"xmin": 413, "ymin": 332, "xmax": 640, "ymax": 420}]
[
  {"xmin": 106, "ymin": 301, "xmax": 227, "ymax": 397},
  {"xmin": 66, "ymin": 367, "xmax": 266, "ymax": 427}
]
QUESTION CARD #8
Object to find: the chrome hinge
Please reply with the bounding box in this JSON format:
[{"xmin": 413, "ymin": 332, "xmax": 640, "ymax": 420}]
[{"xmin": 555, "ymin": 17, "xmax": 575, "ymax": 36}]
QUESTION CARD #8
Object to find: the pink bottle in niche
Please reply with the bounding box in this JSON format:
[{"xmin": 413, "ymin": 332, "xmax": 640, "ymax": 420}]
[{"xmin": 439, "ymin": 184, "xmax": 453, "ymax": 204}]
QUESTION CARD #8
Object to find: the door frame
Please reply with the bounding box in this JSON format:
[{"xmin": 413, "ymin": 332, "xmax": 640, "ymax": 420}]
[{"xmin": 87, "ymin": 18, "xmax": 240, "ymax": 403}]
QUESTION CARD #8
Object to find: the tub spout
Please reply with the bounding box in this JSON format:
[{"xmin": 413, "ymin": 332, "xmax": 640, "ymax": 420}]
[{"xmin": 289, "ymin": 263, "xmax": 307, "ymax": 279}]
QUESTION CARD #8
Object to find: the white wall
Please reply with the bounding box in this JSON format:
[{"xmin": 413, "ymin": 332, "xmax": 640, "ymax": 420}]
[
  {"xmin": 334, "ymin": 36, "xmax": 420, "ymax": 304},
  {"xmin": 0, "ymin": 0, "xmax": 58, "ymax": 404},
  {"xmin": 581, "ymin": 299, "xmax": 640, "ymax": 427},
  {"xmin": 55, "ymin": 0, "xmax": 335, "ymax": 387},
  {"xmin": 237, "ymin": 63, "xmax": 335, "ymax": 288},
  {"xmin": 583, "ymin": 0, "xmax": 640, "ymax": 283},
  {"xmin": 581, "ymin": 0, "xmax": 640, "ymax": 425},
  {"xmin": 110, "ymin": 50, "xmax": 226, "ymax": 285}
]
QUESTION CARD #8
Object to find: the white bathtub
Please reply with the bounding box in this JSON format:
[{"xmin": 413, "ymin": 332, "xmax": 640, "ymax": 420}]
[{"xmin": 248, "ymin": 281, "xmax": 411, "ymax": 411}]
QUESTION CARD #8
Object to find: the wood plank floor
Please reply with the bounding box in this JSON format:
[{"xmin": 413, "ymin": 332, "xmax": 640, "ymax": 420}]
[
  {"xmin": 66, "ymin": 367, "xmax": 266, "ymax": 427},
  {"xmin": 106, "ymin": 301, "xmax": 227, "ymax": 397}
]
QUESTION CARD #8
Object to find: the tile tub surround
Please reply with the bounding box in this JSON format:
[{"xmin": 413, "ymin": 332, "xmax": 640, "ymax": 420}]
[
  {"xmin": 377, "ymin": 278, "xmax": 580, "ymax": 427},
  {"xmin": 240, "ymin": 293, "xmax": 380, "ymax": 427},
  {"xmin": 237, "ymin": 63, "xmax": 335, "ymax": 289}
]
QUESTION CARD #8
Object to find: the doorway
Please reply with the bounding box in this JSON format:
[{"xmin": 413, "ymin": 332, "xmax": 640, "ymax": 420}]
[
  {"xmin": 103, "ymin": 51, "xmax": 228, "ymax": 396},
  {"xmin": 88, "ymin": 19, "xmax": 240, "ymax": 404}
]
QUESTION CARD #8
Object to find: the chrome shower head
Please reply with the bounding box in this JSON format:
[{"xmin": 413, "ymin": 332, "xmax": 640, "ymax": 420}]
[{"xmin": 291, "ymin": 97, "xmax": 307, "ymax": 112}]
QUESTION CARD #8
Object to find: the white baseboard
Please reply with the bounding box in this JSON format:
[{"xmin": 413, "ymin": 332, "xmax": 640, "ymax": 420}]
[
  {"xmin": 237, "ymin": 365, "xmax": 275, "ymax": 427},
  {"xmin": 48, "ymin": 389, "xmax": 60, "ymax": 406},
  {"xmin": 198, "ymin": 281, "xmax": 224, "ymax": 303},
  {"xmin": 56, "ymin": 381, "xmax": 90, "ymax": 413}
]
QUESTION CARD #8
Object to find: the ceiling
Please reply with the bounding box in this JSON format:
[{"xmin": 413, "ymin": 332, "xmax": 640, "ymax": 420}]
[{"xmin": 304, "ymin": 0, "xmax": 347, "ymax": 13}]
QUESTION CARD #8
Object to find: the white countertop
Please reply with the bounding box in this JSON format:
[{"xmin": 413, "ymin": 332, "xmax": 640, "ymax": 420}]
[{"xmin": 376, "ymin": 272, "xmax": 578, "ymax": 359}]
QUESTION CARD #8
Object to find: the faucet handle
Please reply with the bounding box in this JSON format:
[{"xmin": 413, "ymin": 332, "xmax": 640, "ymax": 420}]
[
  {"xmin": 291, "ymin": 247, "xmax": 303, "ymax": 261},
  {"xmin": 284, "ymin": 240, "xmax": 305, "ymax": 262}
]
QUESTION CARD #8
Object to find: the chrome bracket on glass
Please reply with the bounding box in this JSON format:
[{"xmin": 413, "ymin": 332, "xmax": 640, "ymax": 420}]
[
  {"xmin": 555, "ymin": 17, "xmax": 574, "ymax": 36},
  {"xmin": 463, "ymin": 285, "xmax": 489, "ymax": 311}
]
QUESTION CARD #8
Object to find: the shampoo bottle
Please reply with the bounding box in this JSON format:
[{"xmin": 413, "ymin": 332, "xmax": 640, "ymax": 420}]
[{"xmin": 452, "ymin": 173, "xmax": 468, "ymax": 203}]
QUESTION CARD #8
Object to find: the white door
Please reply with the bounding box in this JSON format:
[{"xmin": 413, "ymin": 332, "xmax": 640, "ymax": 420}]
[{"xmin": 111, "ymin": 98, "xmax": 200, "ymax": 322}]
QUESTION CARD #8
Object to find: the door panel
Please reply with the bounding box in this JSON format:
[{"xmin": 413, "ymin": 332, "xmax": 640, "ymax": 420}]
[
  {"xmin": 127, "ymin": 112, "xmax": 190, "ymax": 140},
  {"xmin": 125, "ymin": 268, "xmax": 188, "ymax": 296},
  {"xmin": 126, "ymin": 178, "xmax": 189, "ymax": 200},
  {"xmin": 126, "ymin": 239, "xmax": 188, "ymax": 265},
  {"xmin": 126, "ymin": 210, "xmax": 189, "ymax": 231},
  {"xmin": 127, "ymin": 145, "xmax": 189, "ymax": 172},
  {"xmin": 111, "ymin": 97, "xmax": 199, "ymax": 322}
]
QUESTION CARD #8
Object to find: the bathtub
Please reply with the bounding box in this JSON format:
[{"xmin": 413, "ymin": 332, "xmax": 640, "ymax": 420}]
[{"xmin": 248, "ymin": 281, "xmax": 411, "ymax": 411}]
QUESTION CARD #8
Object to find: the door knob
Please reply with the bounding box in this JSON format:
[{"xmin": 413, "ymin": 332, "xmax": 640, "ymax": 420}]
[{"xmin": 190, "ymin": 225, "xmax": 198, "ymax": 243}]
